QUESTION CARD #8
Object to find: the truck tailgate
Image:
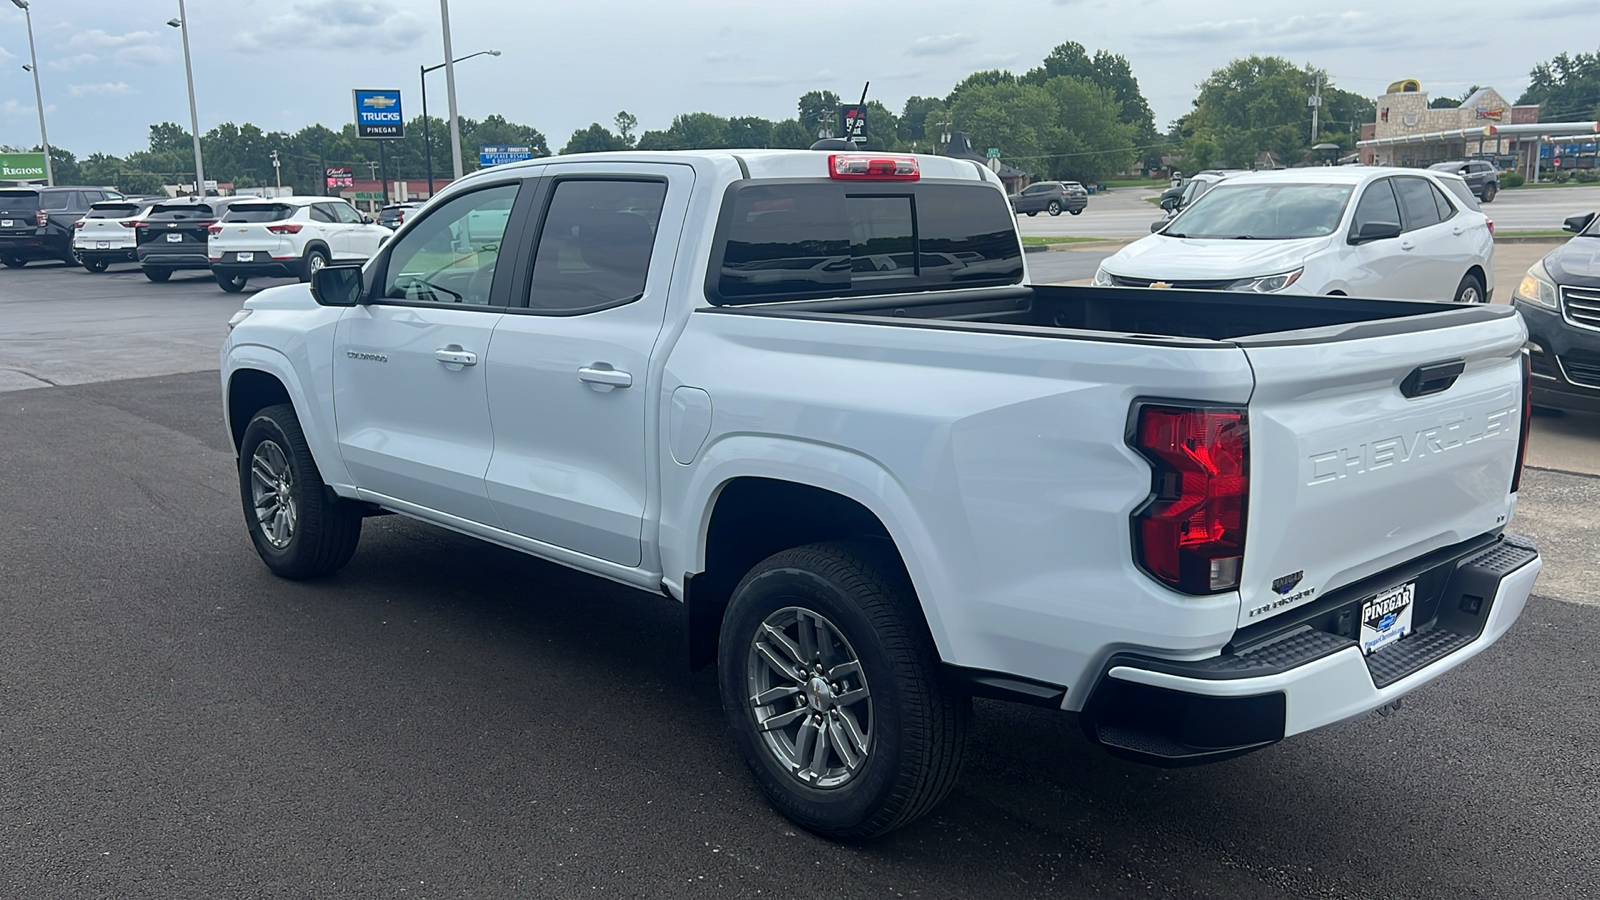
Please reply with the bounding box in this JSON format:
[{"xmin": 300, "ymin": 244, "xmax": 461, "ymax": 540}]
[{"xmin": 1237, "ymin": 311, "xmax": 1526, "ymax": 628}]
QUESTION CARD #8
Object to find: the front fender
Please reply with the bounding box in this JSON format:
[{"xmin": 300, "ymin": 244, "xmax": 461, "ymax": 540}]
[{"xmin": 222, "ymin": 342, "xmax": 355, "ymax": 494}]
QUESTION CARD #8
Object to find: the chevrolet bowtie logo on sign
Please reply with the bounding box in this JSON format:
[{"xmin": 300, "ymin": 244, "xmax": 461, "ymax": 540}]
[{"xmin": 353, "ymin": 89, "xmax": 404, "ymax": 139}]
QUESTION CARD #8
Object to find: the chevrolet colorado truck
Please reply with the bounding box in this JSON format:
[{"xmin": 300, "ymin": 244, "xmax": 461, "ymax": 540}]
[{"xmin": 220, "ymin": 149, "xmax": 1541, "ymax": 840}]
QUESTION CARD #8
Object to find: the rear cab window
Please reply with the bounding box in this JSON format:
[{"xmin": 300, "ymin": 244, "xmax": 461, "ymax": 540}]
[
  {"xmin": 148, "ymin": 203, "xmax": 217, "ymax": 220},
  {"xmin": 223, "ymin": 204, "xmax": 296, "ymax": 223},
  {"xmin": 84, "ymin": 203, "xmax": 141, "ymax": 219},
  {"xmin": 709, "ymin": 180, "xmax": 1022, "ymax": 304},
  {"xmin": 0, "ymin": 190, "xmax": 42, "ymax": 211}
]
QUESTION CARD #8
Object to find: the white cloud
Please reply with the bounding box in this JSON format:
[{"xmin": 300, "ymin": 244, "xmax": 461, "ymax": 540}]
[
  {"xmin": 908, "ymin": 33, "xmax": 980, "ymax": 57},
  {"xmin": 704, "ymin": 51, "xmax": 746, "ymax": 64},
  {"xmin": 64, "ymin": 29, "xmax": 161, "ymax": 51},
  {"xmin": 68, "ymin": 82, "xmax": 135, "ymax": 98},
  {"xmin": 113, "ymin": 45, "xmax": 174, "ymax": 67},
  {"xmin": 2, "ymin": 99, "xmax": 35, "ymax": 116},
  {"xmin": 0, "ymin": 45, "xmax": 17, "ymax": 63},
  {"xmin": 238, "ymin": 1, "xmax": 426, "ymax": 53},
  {"xmin": 47, "ymin": 54, "xmax": 100, "ymax": 71},
  {"xmin": 59, "ymin": 29, "xmax": 172, "ymax": 67},
  {"xmin": 1157, "ymin": 12, "xmax": 1403, "ymax": 52}
]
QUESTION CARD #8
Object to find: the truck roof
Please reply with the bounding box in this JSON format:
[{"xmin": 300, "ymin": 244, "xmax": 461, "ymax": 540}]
[{"xmin": 469, "ymin": 149, "xmax": 1002, "ymax": 186}]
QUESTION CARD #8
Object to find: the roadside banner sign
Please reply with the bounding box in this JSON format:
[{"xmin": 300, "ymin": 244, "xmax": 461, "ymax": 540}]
[
  {"xmin": 353, "ymin": 89, "xmax": 404, "ymax": 139},
  {"xmin": 838, "ymin": 105, "xmax": 866, "ymax": 144},
  {"xmin": 0, "ymin": 152, "xmax": 48, "ymax": 181},
  {"xmin": 986, "ymin": 148, "xmax": 1001, "ymax": 159},
  {"xmin": 479, "ymin": 145, "xmax": 534, "ymax": 167},
  {"xmin": 326, "ymin": 166, "xmax": 354, "ymax": 189}
]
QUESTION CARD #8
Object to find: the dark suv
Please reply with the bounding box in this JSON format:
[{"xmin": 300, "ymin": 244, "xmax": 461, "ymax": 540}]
[
  {"xmin": 1428, "ymin": 160, "xmax": 1500, "ymax": 202},
  {"xmin": 1512, "ymin": 210, "xmax": 1600, "ymax": 412},
  {"xmin": 0, "ymin": 186, "xmax": 124, "ymax": 267},
  {"xmin": 135, "ymin": 196, "xmax": 244, "ymax": 282},
  {"xmin": 1007, "ymin": 181, "xmax": 1087, "ymax": 217}
]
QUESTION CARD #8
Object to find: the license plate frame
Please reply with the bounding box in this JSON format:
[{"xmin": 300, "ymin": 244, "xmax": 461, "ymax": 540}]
[
  {"xmin": 1360, "ymin": 582, "xmax": 1415, "ymax": 655},
  {"xmin": 0, "ymin": 219, "xmax": 12, "ymax": 227},
  {"xmin": 166, "ymin": 232, "xmax": 183, "ymax": 243},
  {"xmin": 96, "ymin": 241, "xmax": 110, "ymax": 249},
  {"xmin": 236, "ymin": 251, "xmax": 254, "ymax": 262}
]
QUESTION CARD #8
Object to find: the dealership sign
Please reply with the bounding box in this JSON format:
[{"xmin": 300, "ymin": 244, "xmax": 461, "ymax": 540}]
[
  {"xmin": 0, "ymin": 152, "xmax": 47, "ymax": 181},
  {"xmin": 353, "ymin": 89, "xmax": 404, "ymax": 139},
  {"xmin": 479, "ymin": 145, "xmax": 534, "ymax": 167}
]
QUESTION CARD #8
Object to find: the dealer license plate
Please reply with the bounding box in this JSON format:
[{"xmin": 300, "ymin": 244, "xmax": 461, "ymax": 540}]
[
  {"xmin": 236, "ymin": 252, "xmax": 254, "ymax": 262},
  {"xmin": 0, "ymin": 219, "xmax": 12, "ymax": 227},
  {"xmin": 96, "ymin": 241, "xmax": 109, "ymax": 249},
  {"xmin": 1360, "ymin": 582, "xmax": 1415, "ymax": 655},
  {"xmin": 166, "ymin": 232, "xmax": 183, "ymax": 242}
]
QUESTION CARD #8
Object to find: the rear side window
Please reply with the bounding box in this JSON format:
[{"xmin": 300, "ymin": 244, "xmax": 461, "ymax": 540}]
[
  {"xmin": 223, "ymin": 204, "xmax": 295, "ymax": 223},
  {"xmin": 1393, "ymin": 177, "xmax": 1442, "ymax": 230},
  {"xmin": 527, "ymin": 179, "xmax": 667, "ymax": 314},
  {"xmin": 710, "ymin": 181, "xmax": 1021, "ymax": 304},
  {"xmin": 1439, "ymin": 178, "xmax": 1480, "ymax": 212},
  {"xmin": 149, "ymin": 203, "xmax": 216, "ymax": 219}
]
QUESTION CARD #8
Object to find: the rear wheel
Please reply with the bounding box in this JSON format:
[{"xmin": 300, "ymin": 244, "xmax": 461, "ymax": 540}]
[
  {"xmin": 68, "ymin": 248, "xmax": 84, "ymax": 267},
  {"xmin": 298, "ymin": 247, "xmax": 328, "ymax": 283},
  {"xmin": 85, "ymin": 259, "xmax": 109, "ymax": 273},
  {"xmin": 2, "ymin": 256, "xmax": 26, "ymax": 268},
  {"xmin": 719, "ymin": 541, "xmax": 968, "ymax": 841},
  {"xmin": 1069, "ymin": 208, "xmax": 1082, "ymax": 215},
  {"xmin": 1025, "ymin": 211, "xmax": 1037, "ymax": 217},
  {"xmin": 216, "ymin": 272, "xmax": 248, "ymax": 293},
  {"xmin": 238, "ymin": 403, "xmax": 362, "ymax": 579},
  {"xmin": 1453, "ymin": 272, "xmax": 1487, "ymax": 304},
  {"xmin": 143, "ymin": 268, "xmax": 172, "ymax": 283},
  {"xmin": 1047, "ymin": 201, "xmax": 1062, "ymax": 216},
  {"xmin": 1481, "ymin": 184, "xmax": 1497, "ymax": 203}
]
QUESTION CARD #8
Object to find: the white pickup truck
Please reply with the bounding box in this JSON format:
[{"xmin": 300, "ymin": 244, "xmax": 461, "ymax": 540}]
[{"xmin": 220, "ymin": 149, "xmax": 1541, "ymax": 840}]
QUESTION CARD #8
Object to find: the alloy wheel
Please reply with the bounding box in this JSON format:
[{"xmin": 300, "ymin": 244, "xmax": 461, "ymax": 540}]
[{"xmin": 249, "ymin": 439, "xmax": 297, "ymax": 550}]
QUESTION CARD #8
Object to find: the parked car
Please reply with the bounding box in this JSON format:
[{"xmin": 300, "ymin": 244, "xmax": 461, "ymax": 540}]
[
  {"xmin": 1513, "ymin": 209, "xmax": 1600, "ymax": 412},
  {"xmin": 208, "ymin": 197, "xmax": 392, "ymax": 292},
  {"xmin": 1157, "ymin": 170, "xmax": 1236, "ymax": 221},
  {"xmin": 73, "ymin": 198, "xmax": 160, "ymax": 272},
  {"xmin": 222, "ymin": 148, "xmax": 1538, "ymax": 841},
  {"xmin": 1007, "ymin": 181, "xmax": 1087, "ymax": 216},
  {"xmin": 1428, "ymin": 159, "xmax": 1500, "ymax": 202},
  {"xmin": 135, "ymin": 197, "xmax": 250, "ymax": 282},
  {"xmin": 0, "ymin": 185, "xmax": 125, "ymax": 267},
  {"xmin": 1103, "ymin": 167, "xmax": 1494, "ymax": 303},
  {"xmin": 376, "ymin": 202, "xmax": 420, "ymax": 230}
]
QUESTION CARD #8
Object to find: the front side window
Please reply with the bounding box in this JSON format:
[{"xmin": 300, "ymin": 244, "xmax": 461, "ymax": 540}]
[
  {"xmin": 332, "ymin": 202, "xmax": 364, "ymax": 224},
  {"xmin": 382, "ymin": 182, "xmax": 520, "ymax": 306},
  {"xmin": 527, "ymin": 179, "xmax": 667, "ymax": 314},
  {"xmin": 1350, "ymin": 180, "xmax": 1402, "ymax": 236},
  {"xmin": 1167, "ymin": 183, "xmax": 1354, "ymax": 239}
]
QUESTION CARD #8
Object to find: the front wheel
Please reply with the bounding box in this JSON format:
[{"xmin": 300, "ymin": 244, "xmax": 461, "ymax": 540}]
[
  {"xmin": 85, "ymin": 259, "xmax": 109, "ymax": 273},
  {"xmin": 719, "ymin": 541, "xmax": 968, "ymax": 841},
  {"xmin": 1453, "ymin": 272, "xmax": 1487, "ymax": 304},
  {"xmin": 216, "ymin": 272, "xmax": 248, "ymax": 293},
  {"xmin": 238, "ymin": 403, "xmax": 362, "ymax": 579},
  {"xmin": 1047, "ymin": 201, "xmax": 1062, "ymax": 216}
]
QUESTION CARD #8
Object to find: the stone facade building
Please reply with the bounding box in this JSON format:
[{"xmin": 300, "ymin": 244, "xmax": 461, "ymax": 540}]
[{"xmin": 1360, "ymin": 82, "xmax": 1539, "ymax": 167}]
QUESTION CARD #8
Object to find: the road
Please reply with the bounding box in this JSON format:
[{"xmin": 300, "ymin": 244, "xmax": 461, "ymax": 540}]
[
  {"xmin": 3, "ymin": 250, "xmax": 1600, "ymax": 899},
  {"xmin": 1018, "ymin": 183, "xmax": 1600, "ymax": 239}
]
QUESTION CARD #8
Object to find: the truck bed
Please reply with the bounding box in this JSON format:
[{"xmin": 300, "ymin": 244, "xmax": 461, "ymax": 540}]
[{"xmin": 711, "ymin": 284, "xmax": 1512, "ymax": 344}]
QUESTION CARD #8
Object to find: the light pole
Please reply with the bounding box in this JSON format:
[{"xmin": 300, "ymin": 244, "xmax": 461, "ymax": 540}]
[
  {"xmin": 167, "ymin": 4, "xmax": 205, "ymax": 196},
  {"xmin": 10, "ymin": 0, "xmax": 53, "ymax": 185},
  {"xmin": 420, "ymin": 49, "xmax": 498, "ymax": 195},
  {"xmin": 438, "ymin": 0, "xmax": 465, "ymax": 180}
]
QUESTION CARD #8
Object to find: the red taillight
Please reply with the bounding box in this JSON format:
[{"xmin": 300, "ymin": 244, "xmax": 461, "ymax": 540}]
[
  {"xmin": 35, "ymin": 210, "xmax": 48, "ymax": 227},
  {"xmin": 206, "ymin": 223, "xmax": 223, "ymax": 235},
  {"xmin": 1487, "ymin": 219, "xmax": 1495, "ymax": 235},
  {"xmin": 1512, "ymin": 350, "xmax": 1531, "ymax": 494},
  {"xmin": 72, "ymin": 220, "xmax": 86, "ymax": 229},
  {"xmin": 266, "ymin": 223, "xmax": 303, "ymax": 234},
  {"xmin": 1131, "ymin": 404, "xmax": 1249, "ymax": 593},
  {"xmin": 828, "ymin": 153, "xmax": 919, "ymax": 181},
  {"xmin": 121, "ymin": 219, "xmax": 143, "ymax": 228}
]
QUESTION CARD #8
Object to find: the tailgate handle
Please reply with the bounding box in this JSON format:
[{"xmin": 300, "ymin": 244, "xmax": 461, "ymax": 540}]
[{"xmin": 1400, "ymin": 359, "xmax": 1465, "ymax": 399}]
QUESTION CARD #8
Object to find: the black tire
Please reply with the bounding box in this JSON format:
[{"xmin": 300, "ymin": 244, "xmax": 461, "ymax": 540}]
[
  {"xmin": 216, "ymin": 272, "xmax": 248, "ymax": 293},
  {"xmin": 1453, "ymin": 272, "xmax": 1487, "ymax": 304},
  {"xmin": 1025, "ymin": 211, "xmax": 1037, "ymax": 217},
  {"xmin": 85, "ymin": 259, "xmax": 110, "ymax": 273},
  {"xmin": 2, "ymin": 256, "xmax": 26, "ymax": 268},
  {"xmin": 719, "ymin": 541, "xmax": 968, "ymax": 841},
  {"xmin": 143, "ymin": 268, "xmax": 172, "ymax": 282},
  {"xmin": 1481, "ymin": 184, "xmax": 1497, "ymax": 203},
  {"xmin": 1069, "ymin": 208, "xmax": 1083, "ymax": 215},
  {"xmin": 1047, "ymin": 201, "xmax": 1062, "ymax": 216},
  {"xmin": 68, "ymin": 248, "xmax": 84, "ymax": 267},
  {"xmin": 298, "ymin": 247, "xmax": 328, "ymax": 283},
  {"xmin": 238, "ymin": 403, "xmax": 361, "ymax": 580}
]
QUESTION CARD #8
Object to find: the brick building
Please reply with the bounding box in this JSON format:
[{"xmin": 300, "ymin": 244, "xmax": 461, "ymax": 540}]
[{"xmin": 1360, "ymin": 81, "xmax": 1539, "ymax": 167}]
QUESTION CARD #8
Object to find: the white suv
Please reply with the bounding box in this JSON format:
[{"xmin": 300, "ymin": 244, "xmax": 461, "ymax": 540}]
[
  {"xmin": 73, "ymin": 198, "xmax": 156, "ymax": 272},
  {"xmin": 208, "ymin": 197, "xmax": 392, "ymax": 292}
]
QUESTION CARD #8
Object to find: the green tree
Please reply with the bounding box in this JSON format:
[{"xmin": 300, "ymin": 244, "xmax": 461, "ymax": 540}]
[
  {"xmin": 898, "ymin": 95, "xmax": 946, "ymax": 150},
  {"xmin": 637, "ymin": 112, "xmax": 733, "ymax": 150},
  {"xmin": 1177, "ymin": 136, "xmax": 1218, "ymax": 172},
  {"xmin": 797, "ymin": 90, "xmax": 842, "ymax": 138},
  {"xmin": 1024, "ymin": 42, "xmax": 1156, "ymax": 143},
  {"xmin": 1182, "ymin": 56, "xmax": 1363, "ymax": 168},
  {"xmin": 726, "ymin": 115, "xmax": 774, "ymax": 148},
  {"xmin": 769, "ymin": 119, "xmax": 813, "ymax": 149},
  {"xmin": 947, "ymin": 80, "xmax": 1060, "ymax": 170},
  {"xmin": 1217, "ymin": 128, "xmax": 1260, "ymax": 168},
  {"xmin": 561, "ymin": 123, "xmax": 629, "ymax": 154},
  {"xmin": 614, "ymin": 111, "xmax": 638, "ymax": 147},
  {"xmin": 1518, "ymin": 48, "xmax": 1600, "ymax": 120},
  {"xmin": 1040, "ymin": 76, "xmax": 1135, "ymax": 182}
]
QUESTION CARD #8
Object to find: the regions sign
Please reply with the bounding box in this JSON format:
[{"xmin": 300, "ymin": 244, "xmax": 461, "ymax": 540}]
[
  {"xmin": 325, "ymin": 166, "xmax": 354, "ymax": 190},
  {"xmin": 0, "ymin": 152, "xmax": 47, "ymax": 181},
  {"xmin": 479, "ymin": 145, "xmax": 534, "ymax": 168},
  {"xmin": 352, "ymin": 89, "xmax": 404, "ymax": 139}
]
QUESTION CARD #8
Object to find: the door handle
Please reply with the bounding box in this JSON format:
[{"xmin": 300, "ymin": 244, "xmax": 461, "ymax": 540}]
[
  {"xmin": 1400, "ymin": 240, "xmax": 1415, "ymax": 251},
  {"xmin": 435, "ymin": 346, "xmax": 478, "ymax": 367},
  {"xmin": 1451, "ymin": 226, "xmax": 1465, "ymax": 235},
  {"xmin": 578, "ymin": 365, "xmax": 633, "ymax": 388}
]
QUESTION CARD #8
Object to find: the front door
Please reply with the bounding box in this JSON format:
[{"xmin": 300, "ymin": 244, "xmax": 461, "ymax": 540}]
[
  {"xmin": 484, "ymin": 163, "xmax": 693, "ymax": 566},
  {"xmin": 332, "ymin": 180, "xmax": 526, "ymax": 525}
]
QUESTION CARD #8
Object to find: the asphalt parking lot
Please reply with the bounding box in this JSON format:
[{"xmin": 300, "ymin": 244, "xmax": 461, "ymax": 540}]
[{"xmin": 2, "ymin": 256, "xmax": 1599, "ymax": 898}]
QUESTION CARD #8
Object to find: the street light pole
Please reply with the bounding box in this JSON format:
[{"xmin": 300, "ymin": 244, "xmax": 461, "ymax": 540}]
[
  {"xmin": 439, "ymin": 0, "xmax": 464, "ymax": 179},
  {"xmin": 168, "ymin": 2, "xmax": 205, "ymax": 195},
  {"xmin": 11, "ymin": 0, "xmax": 53, "ymax": 186},
  {"xmin": 420, "ymin": 50, "xmax": 497, "ymax": 195}
]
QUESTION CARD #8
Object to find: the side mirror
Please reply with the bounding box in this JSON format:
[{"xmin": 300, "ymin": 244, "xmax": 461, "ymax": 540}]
[
  {"xmin": 1352, "ymin": 220, "xmax": 1402, "ymax": 244},
  {"xmin": 310, "ymin": 264, "xmax": 365, "ymax": 307},
  {"xmin": 362, "ymin": 214, "xmax": 375, "ymax": 224},
  {"xmin": 1159, "ymin": 196, "xmax": 1180, "ymax": 211},
  {"xmin": 1563, "ymin": 213, "xmax": 1595, "ymax": 234},
  {"xmin": 1151, "ymin": 220, "xmax": 1167, "ymax": 233}
]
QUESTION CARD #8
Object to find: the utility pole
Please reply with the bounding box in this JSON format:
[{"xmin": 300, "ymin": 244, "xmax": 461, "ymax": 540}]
[
  {"xmin": 270, "ymin": 149, "xmax": 281, "ymax": 191},
  {"xmin": 1309, "ymin": 71, "xmax": 1323, "ymax": 144}
]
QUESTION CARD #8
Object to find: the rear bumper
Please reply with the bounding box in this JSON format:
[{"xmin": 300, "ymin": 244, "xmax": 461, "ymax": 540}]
[
  {"xmin": 137, "ymin": 247, "xmax": 213, "ymax": 270},
  {"xmin": 1078, "ymin": 533, "xmax": 1539, "ymax": 766},
  {"xmin": 76, "ymin": 247, "xmax": 139, "ymax": 262},
  {"xmin": 0, "ymin": 232, "xmax": 68, "ymax": 260},
  {"xmin": 212, "ymin": 259, "xmax": 304, "ymax": 280}
]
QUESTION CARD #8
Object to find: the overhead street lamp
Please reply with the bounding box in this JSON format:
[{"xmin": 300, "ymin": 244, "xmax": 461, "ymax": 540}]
[
  {"xmin": 10, "ymin": 0, "xmax": 53, "ymax": 186},
  {"xmin": 167, "ymin": 2, "xmax": 206, "ymax": 196},
  {"xmin": 420, "ymin": 49, "xmax": 499, "ymax": 195}
]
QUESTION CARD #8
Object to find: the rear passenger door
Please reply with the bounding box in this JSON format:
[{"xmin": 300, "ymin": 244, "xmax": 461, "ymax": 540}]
[
  {"xmin": 482, "ymin": 162, "xmax": 693, "ymax": 568},
  {"xmin": 1392, "ymin": 175, "xmax": 1468, "ymax": 301},
  {"xmin": 309, "ymin": 203, "xmax": 348, "ymax": 258}
]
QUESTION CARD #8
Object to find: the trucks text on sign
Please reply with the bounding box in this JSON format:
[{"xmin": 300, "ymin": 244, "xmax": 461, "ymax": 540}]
[{"xmin": 352, "ymin": 89, "xmax": 404, "ymax": 139}]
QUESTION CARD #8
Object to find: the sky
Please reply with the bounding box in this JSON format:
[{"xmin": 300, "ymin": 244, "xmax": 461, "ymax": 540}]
[{"xmin": 0, "ymin": 0, "xmax": 1595, "ymax": 159}]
